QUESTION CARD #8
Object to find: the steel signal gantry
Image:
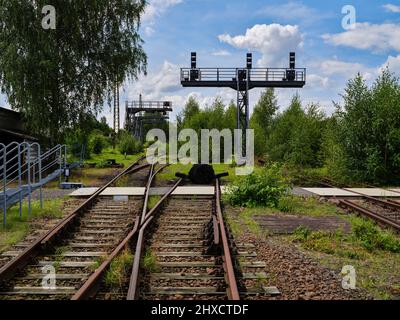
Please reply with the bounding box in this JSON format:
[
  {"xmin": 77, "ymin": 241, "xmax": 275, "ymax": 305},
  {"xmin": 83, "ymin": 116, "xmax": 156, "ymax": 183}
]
[
  {"xmin": 181, "ymin": 52, "xmax": 306, "ymax": 137},
  {"xmin": 125, "ymin": 95, "xmax": 173, "ymax": 141}
]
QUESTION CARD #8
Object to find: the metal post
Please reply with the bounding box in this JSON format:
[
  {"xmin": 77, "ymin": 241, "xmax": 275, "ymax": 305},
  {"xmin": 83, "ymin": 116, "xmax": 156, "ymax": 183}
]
[
  {"xmin": 59, "ymin": 146, "xmax": 62, "ymax": 185},
  {"xmin": 38, "ymin": 144, "xmax": 42, "ymax": 209},
  {"xmin": 27, "ymin": 145, "xmax": 31, "ymax": 217},
  {"xmin": 18, "ymin": 143, "xmax": 22, "ymax": 217},
  {"xmin": 2, "ymin": 144, "xmax": 6, "ymax": 226}
]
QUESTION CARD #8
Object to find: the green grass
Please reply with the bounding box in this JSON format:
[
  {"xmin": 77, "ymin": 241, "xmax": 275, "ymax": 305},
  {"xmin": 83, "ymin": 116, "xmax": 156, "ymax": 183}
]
[
  {"xmin": 83, "ymin": 147, "xmax": 143, "ymax": 168},
  {"xmin": 225, "ymin": 195, "xmax": 342, "ymax": 233},
  {"xmin": 156, "ymin": 162, "xmax": 257, "ymax": 183},
  {"xmin": 225, "ymin": 194, "xmax": 400, "ymax": 299},
  {"xmin": 286, "ymin": 216, "xmax": 400, "ymax": 299},
  {"xmin": 142, "ymin": 249, "xmax": 160, "ymax": 272},
  {"xmin": 104, "ymin": 249, "xmax": 134, "ymax": 288},
  {"xmin": 156, "ymin": 163, "xmax": 192, "ymax": 182},
  {"xmin": 0, "ymin": 199, "xmax": 64, "ymax": 252},
  {"xmin": 147, "ymin": 196, "xmax": 161, "ymax": 210},
  {"xmin": 277, "ymin": 195, "xmax": 341, "ymax": 217}
]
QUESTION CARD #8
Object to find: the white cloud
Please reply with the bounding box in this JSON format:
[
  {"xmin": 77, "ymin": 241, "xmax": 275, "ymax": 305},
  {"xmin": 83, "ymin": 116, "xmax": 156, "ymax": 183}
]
[
  {"xmin": 144, "ymin": 26, "xmax": 155, "ymax": 36},
  {"xmin": 218, "ymin": 24, "xmax": 304, "ymax": 66},
  {"xmin": 322, "ymin": 23, "xmax": 400, "ymax": 52},
  {"xmin": 383, "ymin": 4, "xmax": 400, "ymax": 13},
  {"xmin": 319, "ymin": 59, "xmax": 374, "ymax": 78},
  {"xmin": 306, "ymin": 74, "xmax": 330, "ymax": 88},
  {"xmin": 142, "ymin": 0, "xmax": 183, "ymax": 24},
  {"xmin": 380, "ymin": 54, "xmax": 400, "ymax": 74},
  {"xmin": 211, "ymin": 50, "xmax": 231, "ymax": 57},
  {"xmin": 128, "ymin": 61, "xmax": 181, "ymax": 101}
]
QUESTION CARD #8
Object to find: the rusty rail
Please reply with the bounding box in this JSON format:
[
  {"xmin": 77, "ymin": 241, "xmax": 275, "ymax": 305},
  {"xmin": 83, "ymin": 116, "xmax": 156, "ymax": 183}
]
[
  {"xmin": 72, "ymin": 163, "xmax": 169, "ymax": 300},
  {"xmin": 339, "ymin": 199, "xmax": 400, "ymax": 232},
  {"xmin": 358, "ymin": 195, "xmax": 400, "ymax": 211},
  {"xmin": 215, "ymin": 179, "xmax": 240, "ymax": 300},
  {"xmin": 0, "ymin": 157, "xmax": 148, "ymax": 283},
  {"xmin": 127, "ymin": 178, "xmax": 182, "ymax": 300}
]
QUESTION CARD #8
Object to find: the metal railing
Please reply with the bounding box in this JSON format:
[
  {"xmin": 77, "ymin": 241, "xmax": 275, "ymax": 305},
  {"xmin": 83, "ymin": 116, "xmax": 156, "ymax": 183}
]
[
  {"xmin": 126, "ymin": 101, "xmax": 172, "ymax": 110},
  {"xmin": 1, "ymin": 142, "xmax": 67, "ymax": 226},
  {"xmin": 181, "ymin": 67, "xmax": 306, "ymax": 83}
]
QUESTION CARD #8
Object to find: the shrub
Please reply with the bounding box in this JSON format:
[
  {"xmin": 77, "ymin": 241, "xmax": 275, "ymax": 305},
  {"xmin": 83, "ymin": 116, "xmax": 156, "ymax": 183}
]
[
  {"xmin": 118, "ymin": 132, "xmax": 142, "ymax": 155},
  {"xmin": 89, "ymin": 132, "xmax": 109, "ymax": 155},
  {"xmin": 226, "ymin": 164, "xmax": 288, "ymax": 207},
  {"xmin": 351, "ymin": 218, "xmax": 400, "ymax": 252}
]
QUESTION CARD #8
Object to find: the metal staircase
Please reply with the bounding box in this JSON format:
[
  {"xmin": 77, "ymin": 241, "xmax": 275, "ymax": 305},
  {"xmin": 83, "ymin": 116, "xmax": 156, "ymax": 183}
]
[{"xmin": 1, "ymin": 142, "xmax": 68, "ymax": 226}]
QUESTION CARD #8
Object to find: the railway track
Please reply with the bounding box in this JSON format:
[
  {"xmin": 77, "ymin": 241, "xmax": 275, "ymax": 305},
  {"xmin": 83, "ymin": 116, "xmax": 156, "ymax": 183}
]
[
  {"xmin": 339, "ymin": 198, "xmax": 400, "ymax": 232},
  {"xmin": 0, "ymin": 158, "xmax": 153, "ymax": 300},
  {"xmin": 0, "ymin": 161, "xmax": 278, "ymax": 300},
  {"xmin": 321, "ymin": 178, "xmax": 400, "ymax": 232},
  {"xmin": 126, "ymin": 179, "xmax": 279, "ymax": 300}
]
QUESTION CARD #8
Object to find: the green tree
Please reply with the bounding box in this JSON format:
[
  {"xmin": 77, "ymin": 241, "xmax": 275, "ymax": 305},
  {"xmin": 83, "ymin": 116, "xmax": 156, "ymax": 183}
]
[
  {"xmin": 267, "ymin": 94, "xmax": 325, "ymax": 167},
  {"xmin": 250, "ymin": 88, "xmax": 279, "ymax": 156},
  {"xmin": 335, "ymin": 69, "xmax": 400, "ymax": 183},
  {"xmin": 0, "ymin": 1, "xmax": 147, "ymax": 145},
  {"xmin": 178, "ymin": 96, "xmax": 200, "ymax": 130},
  {"xmin": 118, "ymin": 130, "xmax": 142, "ymax": 156},
  {"xmin": 224, "ymin": 100, "xmax": 237, "ymax": 131}
]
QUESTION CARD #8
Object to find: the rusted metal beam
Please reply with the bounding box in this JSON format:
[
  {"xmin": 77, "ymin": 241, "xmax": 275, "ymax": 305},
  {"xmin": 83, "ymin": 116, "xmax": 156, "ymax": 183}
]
[
  {"xmin": 339, "ymin": 199, "xmax": 400, "ymax": 231},
  {"xmin": 127, "ymin": 217, "xmax": 153, "ymax": 300},
  {"xmin": 127, "ymin": 178, "xmax": 182, "ymax": 300},
  {"xmin": 0, "ymin": 157, "xmax": 147, "ymax": 283},
  {"xmin": 215, "ymin": 179, "xmax": 240, "ymax": 300}
]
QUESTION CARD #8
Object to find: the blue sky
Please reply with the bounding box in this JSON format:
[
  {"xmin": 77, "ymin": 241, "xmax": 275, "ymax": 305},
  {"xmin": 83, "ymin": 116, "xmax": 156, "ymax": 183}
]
[{"xmin": 2, "ymin": 0, "xmax": 400, "ymax": 126}]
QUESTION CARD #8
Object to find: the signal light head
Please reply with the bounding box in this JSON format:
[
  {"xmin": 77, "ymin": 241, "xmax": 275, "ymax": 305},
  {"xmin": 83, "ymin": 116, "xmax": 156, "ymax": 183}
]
[
  {"xmin": 289, "ymin": 52, "xmax": 295, "ymax": 69},
  {"xmin": 247, "ymin": 53, "xmax": 252, "ymax": 69},
  {"xmin": 191, "ymin": 52, "xmax": 197, "ymax": 69}
]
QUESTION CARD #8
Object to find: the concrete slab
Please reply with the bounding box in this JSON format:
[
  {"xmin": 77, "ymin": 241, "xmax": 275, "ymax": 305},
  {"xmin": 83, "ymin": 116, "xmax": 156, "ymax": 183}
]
[
  {"xmin": 69, "ymin": 187, "xmax": 98, "ymax": 197},
  {"xmin": 292, "ymin": 187, "xmax": 314, "ymax": 197},
  {"xmin": 69, "ymin": 187, "xmax": 145, "ymax": 197},
  {"xmin": 172, "ymin": 186, "xmax": 214, "ymax": 196},
  {"xmin": 301, "ymin": 188, "xmax": 359, "ymax": 197},
  {"xmin": 100, "ymin": 187, "xmax": 145, "ymax": 196},
  {"xmin": 345, "ymin": 188, "xmax": 400, "ymax": 197}
]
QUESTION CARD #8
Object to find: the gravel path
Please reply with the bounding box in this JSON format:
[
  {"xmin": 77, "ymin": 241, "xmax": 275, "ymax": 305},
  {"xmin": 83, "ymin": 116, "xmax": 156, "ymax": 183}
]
[
  {"xmin": 30, "ymin": 188, "xmax": 73, "ymax": 200},
  {"xmin": 227, "ymin": 208, "xmax": 368, "ymax": 300},
  {"xmin": 243, "ymin": 235, "xmax": 367, "ymax": 300}
]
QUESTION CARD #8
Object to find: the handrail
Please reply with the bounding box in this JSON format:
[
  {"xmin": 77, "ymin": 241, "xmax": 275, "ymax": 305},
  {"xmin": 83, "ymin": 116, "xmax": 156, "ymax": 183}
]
[
  {"xmin": 1, "ymin": 142, "xmax": 68, "ymax": 226},
  {"xmin": 0, "ymin": 157, "xmax": 147, "ymax": 282},
  {"xmin": 2, "ymin": 144, "xmax": 65, "ymax": 187}
]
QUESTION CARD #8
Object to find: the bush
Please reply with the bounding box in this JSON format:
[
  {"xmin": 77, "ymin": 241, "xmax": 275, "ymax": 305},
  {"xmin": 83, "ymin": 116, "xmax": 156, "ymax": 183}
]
[
  {"xmin": 118, "ymin": 132, "xmax": 142, "ymax": 155},
  {"xmin": 89, "ymin": 132, "xmax": 109, "ymax": 155},
  {"xmin": 351, "ymin": 218, "xmax": 400, "ymax": 252},
  {"xmin": 226, "ymin": 164, "xmax": 288, "ymax": 208}
]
